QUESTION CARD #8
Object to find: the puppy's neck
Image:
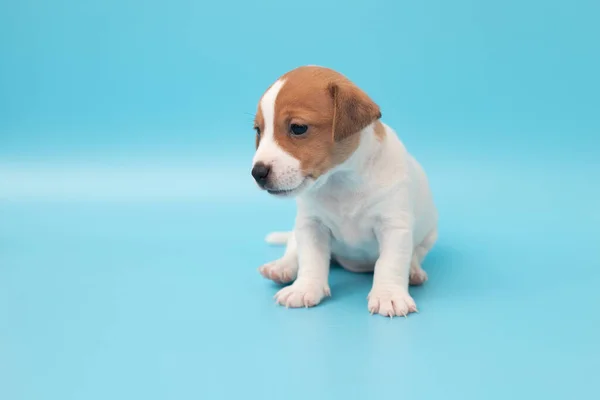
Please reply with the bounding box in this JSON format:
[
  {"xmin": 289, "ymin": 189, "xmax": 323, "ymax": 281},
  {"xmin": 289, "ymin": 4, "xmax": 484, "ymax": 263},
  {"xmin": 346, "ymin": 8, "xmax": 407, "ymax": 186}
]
[
  {"xmin": 306, "ymin": 122, "xmax": 384, "ymax": 194},
  {"xmin": 340, "ymin": 122, "xmax": 384, "ymax": 173}
]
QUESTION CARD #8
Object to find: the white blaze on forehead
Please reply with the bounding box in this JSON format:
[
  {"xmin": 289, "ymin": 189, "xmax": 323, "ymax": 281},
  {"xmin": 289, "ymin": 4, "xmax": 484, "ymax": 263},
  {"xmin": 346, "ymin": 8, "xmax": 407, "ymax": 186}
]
[
  {"xmin": 253, "ymin": 79, "xmax": 297, "ymax": 165},
  {"xmin": 260, "ymin": 78, "xmax": 285, "ymax": 140},
  {"xmin": 252, "ymin": 78, "xmax": 304, "ymax": 191}
]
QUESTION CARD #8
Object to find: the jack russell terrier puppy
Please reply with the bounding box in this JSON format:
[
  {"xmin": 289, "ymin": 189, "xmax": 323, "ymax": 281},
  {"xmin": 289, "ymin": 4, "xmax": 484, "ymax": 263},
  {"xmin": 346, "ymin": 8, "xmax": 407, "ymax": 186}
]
[{"xmin": 251, "ymin": 66, "xmax": 438, "ymax": 317}]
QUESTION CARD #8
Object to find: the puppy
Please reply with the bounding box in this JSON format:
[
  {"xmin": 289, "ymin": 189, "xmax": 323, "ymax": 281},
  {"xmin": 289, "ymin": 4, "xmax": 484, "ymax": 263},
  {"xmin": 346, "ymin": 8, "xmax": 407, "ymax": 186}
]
[{"xmin": 251, "ymin": 66, "xmax": 437, "ymax": 317}]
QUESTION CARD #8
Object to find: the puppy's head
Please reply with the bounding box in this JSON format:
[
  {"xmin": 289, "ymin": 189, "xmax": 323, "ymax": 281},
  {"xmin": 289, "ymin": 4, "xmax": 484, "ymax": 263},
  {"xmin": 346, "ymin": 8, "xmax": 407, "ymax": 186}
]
[{"xmin": 251, "ymin": 66, "xmax": 381, "ymax": 198}]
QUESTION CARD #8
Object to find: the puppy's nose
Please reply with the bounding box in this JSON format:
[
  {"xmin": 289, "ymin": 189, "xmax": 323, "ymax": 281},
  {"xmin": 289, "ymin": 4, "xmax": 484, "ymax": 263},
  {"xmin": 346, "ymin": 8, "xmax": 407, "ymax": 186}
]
[{"xmin": 251, "ymin": 162, "xmax": 271, "ymax": 186}]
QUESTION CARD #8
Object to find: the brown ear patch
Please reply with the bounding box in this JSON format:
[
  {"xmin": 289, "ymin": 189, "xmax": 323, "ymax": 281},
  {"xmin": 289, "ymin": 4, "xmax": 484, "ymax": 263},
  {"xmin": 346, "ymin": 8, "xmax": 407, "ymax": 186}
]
[{"xmin": 329, "ymin": 80, "xmax": 381, "ymax": 142}]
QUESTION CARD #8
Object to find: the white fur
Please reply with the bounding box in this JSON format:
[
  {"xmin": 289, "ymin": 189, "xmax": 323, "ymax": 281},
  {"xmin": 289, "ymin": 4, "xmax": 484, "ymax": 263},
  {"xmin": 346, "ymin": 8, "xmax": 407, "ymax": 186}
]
[
  {"xmin": 259, "ymin": 121, "xmax": 438, "ymax": 317},
  {"xmin": 252, "ymin": 79, "xmax": 306, "ymax": 192}
]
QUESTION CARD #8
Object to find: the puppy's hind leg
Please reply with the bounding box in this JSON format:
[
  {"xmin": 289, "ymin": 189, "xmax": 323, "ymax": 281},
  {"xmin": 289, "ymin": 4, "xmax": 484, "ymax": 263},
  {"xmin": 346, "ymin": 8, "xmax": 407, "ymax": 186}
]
[
  {"xmin": 259, "ymin": 232, "xmax": 299, "ymax": 284},
  {"xmin": 409, "ymin": 228, "xmax": 438, "ymax": 286}
]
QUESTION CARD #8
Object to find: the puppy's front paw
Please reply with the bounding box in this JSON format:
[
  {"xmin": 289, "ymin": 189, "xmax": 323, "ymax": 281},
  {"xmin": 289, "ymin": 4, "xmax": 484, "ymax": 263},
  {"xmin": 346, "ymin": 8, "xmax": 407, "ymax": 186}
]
[
  {"xmin": 367, "ymin": 286, "xmax": 417, "ymax": 318},
  {"xmin": 274, "ymin": 280, "xmax": 330, "ymax": 308},
  {"xmin": 259, "ymin": 259, "xmax": 298, "ymax": 284}
]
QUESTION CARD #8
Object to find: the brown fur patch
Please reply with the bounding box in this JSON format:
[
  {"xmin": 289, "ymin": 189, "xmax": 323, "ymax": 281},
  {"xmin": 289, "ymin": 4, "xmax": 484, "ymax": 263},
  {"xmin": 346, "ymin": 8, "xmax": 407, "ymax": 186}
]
[{"xmin": 258, "ymin": 66, "xmax": 381, "ymax": 179}]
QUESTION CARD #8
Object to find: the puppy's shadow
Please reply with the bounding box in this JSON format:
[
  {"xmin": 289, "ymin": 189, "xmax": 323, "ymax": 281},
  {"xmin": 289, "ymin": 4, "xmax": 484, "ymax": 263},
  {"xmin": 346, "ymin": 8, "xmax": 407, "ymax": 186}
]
[
  {"xmin": 328, "ymin": 262, "xmax": 374, "ymax": 303},
  {"xmin": 266, "ymin": 244, "xmax": 460, "ymax": 308},
  {"xmin": 406, "ymin": 243, "xmax": 468, "ymax": 303},
  {"xmin": 327, "ymin": 244, "xmax": 459, "ymax": 306}
]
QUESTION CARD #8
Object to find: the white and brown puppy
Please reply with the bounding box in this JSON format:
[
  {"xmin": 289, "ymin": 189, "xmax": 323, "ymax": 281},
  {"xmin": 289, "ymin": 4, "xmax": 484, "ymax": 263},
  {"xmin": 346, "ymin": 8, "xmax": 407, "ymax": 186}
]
[{"xmin": 251, "ymin": 66, "xmax": 437, "ymax": 317}]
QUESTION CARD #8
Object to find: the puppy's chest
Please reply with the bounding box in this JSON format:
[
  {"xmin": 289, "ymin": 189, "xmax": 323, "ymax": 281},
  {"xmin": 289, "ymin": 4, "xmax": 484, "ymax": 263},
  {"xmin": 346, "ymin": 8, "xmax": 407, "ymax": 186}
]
[{"xmin": 312, "ymin": 193, "xmax": 378, "ymax": 248}]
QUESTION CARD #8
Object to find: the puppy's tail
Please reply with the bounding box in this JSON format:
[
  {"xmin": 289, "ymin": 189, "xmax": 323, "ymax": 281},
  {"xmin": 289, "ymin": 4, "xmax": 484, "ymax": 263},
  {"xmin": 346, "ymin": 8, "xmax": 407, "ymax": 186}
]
[{"xmin": 265, "ymin": 231, "xmax": 292, "ymax": 245}]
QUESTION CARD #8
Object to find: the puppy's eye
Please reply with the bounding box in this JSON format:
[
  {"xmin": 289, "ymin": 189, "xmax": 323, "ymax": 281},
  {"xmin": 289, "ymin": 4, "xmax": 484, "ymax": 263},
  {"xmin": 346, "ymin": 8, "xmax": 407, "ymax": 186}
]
[
  {"xmin": 254, "ymin": 127, "xmax": 261, "ymax": 136},
  {"xmin": 290, "ymin": 124, "xmax": 308, "ymax": 136}
]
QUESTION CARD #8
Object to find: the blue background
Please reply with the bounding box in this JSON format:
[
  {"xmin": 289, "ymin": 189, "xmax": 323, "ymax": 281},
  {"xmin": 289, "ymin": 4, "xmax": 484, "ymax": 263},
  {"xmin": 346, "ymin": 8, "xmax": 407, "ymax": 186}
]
[{"xmin": 1, "ymin": 1, "xmax": 599, "ymax": 399}]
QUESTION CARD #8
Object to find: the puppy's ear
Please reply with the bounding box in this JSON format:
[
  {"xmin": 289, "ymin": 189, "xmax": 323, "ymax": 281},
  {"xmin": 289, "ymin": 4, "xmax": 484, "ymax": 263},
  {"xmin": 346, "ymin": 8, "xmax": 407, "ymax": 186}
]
[{"xmin": 328, "ymin": 81, "xmax": 381, "ymax": 142}]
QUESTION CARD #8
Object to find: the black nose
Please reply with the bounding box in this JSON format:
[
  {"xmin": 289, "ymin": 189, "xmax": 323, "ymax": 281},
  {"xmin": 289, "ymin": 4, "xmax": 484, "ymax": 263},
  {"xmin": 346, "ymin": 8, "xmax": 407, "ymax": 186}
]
[{"xmin": 251, "ymin": 162, "xmax": 271, "ymax": 186}]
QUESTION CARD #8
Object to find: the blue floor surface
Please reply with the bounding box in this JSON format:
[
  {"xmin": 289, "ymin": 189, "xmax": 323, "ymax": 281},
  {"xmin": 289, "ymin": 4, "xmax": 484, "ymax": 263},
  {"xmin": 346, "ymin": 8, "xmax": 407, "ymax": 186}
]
[
  {"xmin": 1, "ymin": 1, "xmax": 599, "ymax": 399},
  {"xmin": 1, "ymin": 151, "xmax": 599, "ymax": 399}
]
